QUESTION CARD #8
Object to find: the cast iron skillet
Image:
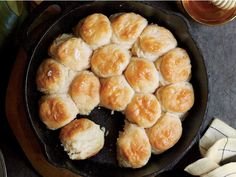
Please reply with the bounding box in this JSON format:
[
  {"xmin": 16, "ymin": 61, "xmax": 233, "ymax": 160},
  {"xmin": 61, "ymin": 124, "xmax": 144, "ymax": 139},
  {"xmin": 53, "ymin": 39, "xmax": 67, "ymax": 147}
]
[{"xmin": 24, "ymin": 2, "xmax": 208, "ymax": 177}]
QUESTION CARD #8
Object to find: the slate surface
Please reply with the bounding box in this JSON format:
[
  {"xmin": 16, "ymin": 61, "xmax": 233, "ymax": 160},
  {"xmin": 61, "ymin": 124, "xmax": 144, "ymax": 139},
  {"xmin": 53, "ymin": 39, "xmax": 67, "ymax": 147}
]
[{"xmin": 0, "ymin": 1, "xmax": 236, "ymax": 177}]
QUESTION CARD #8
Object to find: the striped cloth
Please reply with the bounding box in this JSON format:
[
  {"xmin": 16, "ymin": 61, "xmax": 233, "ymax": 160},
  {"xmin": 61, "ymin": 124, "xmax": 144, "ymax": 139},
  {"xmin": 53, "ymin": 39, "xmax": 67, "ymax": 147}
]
[{"xmin": 185, "ymin": 118, "xmax": 236, "ymax": 177}]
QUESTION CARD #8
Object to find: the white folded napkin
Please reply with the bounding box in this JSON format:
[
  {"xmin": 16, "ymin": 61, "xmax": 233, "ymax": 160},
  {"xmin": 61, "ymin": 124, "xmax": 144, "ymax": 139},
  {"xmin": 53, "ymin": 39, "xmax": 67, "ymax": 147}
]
[{"xmin": 185, "ymin": 118, "xmax": 236, "ymax": 176}]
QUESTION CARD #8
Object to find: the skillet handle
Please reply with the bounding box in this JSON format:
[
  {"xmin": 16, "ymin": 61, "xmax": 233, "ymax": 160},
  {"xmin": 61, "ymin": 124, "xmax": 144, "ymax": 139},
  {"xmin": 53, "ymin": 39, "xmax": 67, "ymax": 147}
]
[{"xmin": 18, "ymin": 1, "xmax": 87, "ymax": 52}]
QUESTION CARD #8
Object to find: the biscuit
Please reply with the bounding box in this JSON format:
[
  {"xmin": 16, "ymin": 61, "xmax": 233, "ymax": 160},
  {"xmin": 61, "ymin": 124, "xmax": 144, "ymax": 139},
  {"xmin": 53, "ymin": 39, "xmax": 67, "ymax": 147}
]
[
  {"xmin": 117, "ymin": 122, "xmax": 151, "ymax": 168},
  {"xmin": 125, "ymin": 94, "xmax": 161, "ymax": 128},
  {"xmin": 146, "ymin": 113, "xmax": 182, "ymax": 154},
  {"xmin": 60, "ymin": 118, "xmax": 105, "ymax": 160},
  {"xmin": 76, "ymin": 13, "xmax": 112, "ymax": 49},
  {"xmin": 110, "ymin": 12, "xmax": 148, "ymax": 49},
  {"xmin": 39, "ymin": 94, "xmax": 78, "ymax": 130},
  {"xmin": 36, "ymin": 59, "xmax": 69, "ymax": 94},
  {"xmin": 132, "ymin": 25, "xmax": 177, "ymax": 61},
  {"xmin": 91, "ymin": 44, "xmax": 130, "ymax": 78},
  {"xmin": 49, "ymin": 34, "xmax": 92, "ymax": 71},
  {"xmin": 124, "ymin": 57, "xmax": 159, "ymax": 93},
  {"xmin": 100, "ymin": 75, "xmax": 134, "ymax": 111},
  {"xmin": 69, "ymin": 71, "xmax": 100, "ymax": 115},
  {"xmin": 156, "ymin": 82, "xmax": 194, "ymax": 113},
  {"xmin": 155, "ymin": 48, "xmax": 191, "ymax": 85}
]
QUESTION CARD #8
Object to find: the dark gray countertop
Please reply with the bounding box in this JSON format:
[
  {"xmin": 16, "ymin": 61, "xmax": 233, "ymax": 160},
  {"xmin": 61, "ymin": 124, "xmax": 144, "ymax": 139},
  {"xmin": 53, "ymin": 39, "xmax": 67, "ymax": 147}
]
[{"xmin": 0, "ymin": 1, "xmax": 236, "ymax": 177}]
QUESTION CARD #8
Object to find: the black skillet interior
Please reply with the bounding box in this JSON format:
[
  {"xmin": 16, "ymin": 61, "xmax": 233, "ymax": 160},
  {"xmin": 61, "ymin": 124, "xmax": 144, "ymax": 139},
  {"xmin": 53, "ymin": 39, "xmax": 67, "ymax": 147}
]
[{"xmin": 25, "ymin": 2, "xmax": 208, "ymax": 177}]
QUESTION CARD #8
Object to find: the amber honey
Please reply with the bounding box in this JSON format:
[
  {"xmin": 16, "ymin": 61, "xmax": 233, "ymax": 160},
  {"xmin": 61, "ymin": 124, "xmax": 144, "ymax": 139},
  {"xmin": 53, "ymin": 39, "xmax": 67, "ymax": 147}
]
[{"xmin": 181, "ymin": 0, "xmax": 236, "ymax": 25}]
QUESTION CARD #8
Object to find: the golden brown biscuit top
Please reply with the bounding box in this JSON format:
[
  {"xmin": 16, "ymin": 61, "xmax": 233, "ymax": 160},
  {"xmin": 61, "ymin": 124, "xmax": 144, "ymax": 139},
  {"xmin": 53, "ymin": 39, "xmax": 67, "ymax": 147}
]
[
  {"xmin": 140, "ymin": 37, "xmax": 161, "ymax": 53},
  {"xmin": 60, "ymin": 118, "xmax": 94, "ymax": 140},
  {"xmin": 125, "ymin": 94, "xmax": 161, "ymax": 125},
  {"xmin": 100, "ymin": 76, "xmax": 133, "ymax": 110},
  {"xmin": 157, "ymin": 83, "xmax": 194, "ymax": 113},
  {"xmin": 146, "ymin": 113, "xmax": 182, "ymax": 151},
  {"xmin": 118, "ymin": 126, "xmax": 150, "ymax": 167},
  {"xmin": 139, "ymin": 25, "xmax": 176, "ymax": 53},
  {"xmin": 36, "ymin": 59, "xmax": 63, "ymax": 89},
  {"xmin": 80, "ymin": 13, "xmax": 111, "ymax": 44},
  {"xmin": 125, "ymin": 58, "xmax": 157, "ymax": 87},
  {"xmin": 69, "ymin": 71, "xmax": 100, "ymax": 98},
  {"xmin": 111, "ymin": 13, "xmax": 146, "ymax": 41},
  {"xmin": 39, "ymin": 96, "xmax": 70, "ymax": 125},
  {"xmin": 91, "ymin": 44, "xmax": 129, "ymax": 77},
  {"xmin": 57, "ymin": 37, "xmax": 82, "ymax": 62},
  {"xmin": 48, "ymin": 34, "xmax": 72, "ymax": 56},
  {"xmin": 159, "ymin": 48, "xmax": 191, "ymax": 83},
  {"xmin": 49, "ymin": 37, "xmax": 90, "ymax": 66}
]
